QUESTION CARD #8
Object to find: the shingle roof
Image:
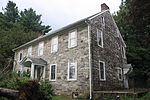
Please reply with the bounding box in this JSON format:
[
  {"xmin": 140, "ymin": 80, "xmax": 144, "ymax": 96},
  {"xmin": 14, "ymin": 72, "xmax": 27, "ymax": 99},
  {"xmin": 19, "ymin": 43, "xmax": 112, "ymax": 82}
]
[
  {"xmin": 20, "ymin": 56, "xmax": 47, "ymax": 65},
  {"xmin": 28, "ymin": 57, "xmax": 47, "ymax": 65},
  {"xmin": 13, "ymin": 9, "xmax": 125, "ymax": 51}
]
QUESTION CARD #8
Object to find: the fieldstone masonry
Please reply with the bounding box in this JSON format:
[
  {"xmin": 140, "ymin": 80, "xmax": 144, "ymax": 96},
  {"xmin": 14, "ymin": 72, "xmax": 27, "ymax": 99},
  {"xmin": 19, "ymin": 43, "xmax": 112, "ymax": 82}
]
[
  {"xmin": 90, "ymin": 11, "xmax": 127, "ymax": 91},
  {"xmin": 13, "ymin": 9, "xmax": 127, "ymax": 98}
]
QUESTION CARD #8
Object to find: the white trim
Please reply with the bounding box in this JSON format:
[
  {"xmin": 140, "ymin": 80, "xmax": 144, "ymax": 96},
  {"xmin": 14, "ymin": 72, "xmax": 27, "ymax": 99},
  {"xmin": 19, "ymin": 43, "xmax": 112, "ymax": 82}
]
[
  {"xmin": 49, "ymin": 64, "xmax": 57, "ymax": 81},
  {"xmin": 68, "ymin": 61, "xmax": 77, "ymax": 81},
  {"xmin": 27, "ymin": 46, "xmax": 32, "ymax": 57},
  {"xmin": 38, "ymin": 41, "xmax": 44, "ymax": 56},
  {"xmin": 30, "ymin": 63, "xmax": 35, "ymax": 79},
  {"xmin": 99, "ymin": 60, "xmax": 106, "ymax": 81},
  {"xmin": 68, "ymin": 29, "xmax": 77, "ymax": 48},
  {"xmin": 43, "ymin": 65, "xmax": 46, "ymax": 79},
  {"xmin": 18, "ymin": 50, "xmax": 23, "ymax": 62},
  {"xmin": 110, "ymin": 14, "xmax": 126, "ymax": 47},
  {"xmin": 88, "ymin": 9, "xmax": 109, "ymax": 20},
  {"xmin": 97, "ymin": 28, "xmax": 104, "ymax": 48},
  {"xmin": 87, "ymin": 24, "xmax": 92, "ymax": 99},
  {"xmin": 51, "ymin": 36, "xmax": 58, "ymax": 53},
  {"xmin": 101, "ymin": 16, "xmax": 105, "ymax": 26},
  {"xmin": 122, "ymin": 46, "xmax": 126, "ymax": 59},
  {"xmin": 116, "ymin": 67, "xmax": 123, "ymax": 81}
]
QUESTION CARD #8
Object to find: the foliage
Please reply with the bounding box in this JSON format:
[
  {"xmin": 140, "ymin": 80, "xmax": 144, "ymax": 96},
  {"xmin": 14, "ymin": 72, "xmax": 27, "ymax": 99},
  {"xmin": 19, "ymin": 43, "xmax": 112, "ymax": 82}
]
[
  {"xmin": 19, "ymin": 8, "xmax": 51, "ymax": 33},
  {"xmin": 0, "ymin": 72, "xmax": 32, "ymax": 90},
  {"xmin": 0, "ymin": 73, "xmax": 53, "ymax": 100},
  {"xmin": 121, "ymin": 92, "xmax": 150, "ymax": 100},
  {"xmin": 40, "ymin": 80, "xmax": 53, "ymax": 100},
  {"xmin": 113, "ymin": 0, "xmax": 150, "ymax": 86},
  {"xmin": 0, "ymin": 0, "xmax": 51, "ymax": 70},
  {"xmin": 4, "ymin": 1, "xmax": 19, "ymax": 23},
  {"xmin": 17, "ymin": 80, "xmax": 50, "ymax": 100}
]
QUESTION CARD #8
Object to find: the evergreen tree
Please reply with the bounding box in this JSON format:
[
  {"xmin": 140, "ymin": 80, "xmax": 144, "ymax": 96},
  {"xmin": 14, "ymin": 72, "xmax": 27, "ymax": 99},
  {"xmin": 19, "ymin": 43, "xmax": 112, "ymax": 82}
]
[
  {"xmin": 4, "ymin": 1, "xmax": 19, "ymax": 23},
  {"xmin": 19, "ymin": 8, "xmax": 51, "ymax": 33},
  {"xmin": 0, "ymin": 1, "xmax": 52, "ymax": 70},
  {"xmin": 113, "ymin": 0, "xmax": 150, "ymax": 87}
]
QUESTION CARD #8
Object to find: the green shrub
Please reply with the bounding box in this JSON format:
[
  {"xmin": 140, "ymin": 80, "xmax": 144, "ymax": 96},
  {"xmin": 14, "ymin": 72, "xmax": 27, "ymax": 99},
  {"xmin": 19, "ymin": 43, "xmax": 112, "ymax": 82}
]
[
  {"xmin": 0, "ymin": 72, "xmax": 53, "ymax": 100},
  {"xmin": 40, "ymin": 80, "xmax": 53, "ymax": 100},
  {"xmin": 0, "ymin": 72, "xmax": 32, "ymax": 90}
]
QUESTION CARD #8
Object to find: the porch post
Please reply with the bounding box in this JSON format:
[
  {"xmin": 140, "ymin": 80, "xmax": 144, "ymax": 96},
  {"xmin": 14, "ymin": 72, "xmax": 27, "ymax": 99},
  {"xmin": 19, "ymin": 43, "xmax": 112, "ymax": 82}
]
[
  {"xmin": 31, "ymin": 63, "xmax": 35, "ymax": 79},
  {"xmin": 43, "ymin": 65, "xmax": 46, "ymax": 79}
]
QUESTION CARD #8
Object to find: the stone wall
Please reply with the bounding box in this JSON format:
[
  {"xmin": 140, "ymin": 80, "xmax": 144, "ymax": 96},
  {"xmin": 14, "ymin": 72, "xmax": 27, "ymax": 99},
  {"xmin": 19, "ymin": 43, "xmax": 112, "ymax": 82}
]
[
  {"xmin": 13, "ymin": 10, "xmax": 127, "ymax": 98},
  {"xmin": 14, "ymin": 23, "xmax": 90, "ymax": 97},
  {"xmin": 90, "ymin": 11, "xmax": 127, "ymax": 91}
]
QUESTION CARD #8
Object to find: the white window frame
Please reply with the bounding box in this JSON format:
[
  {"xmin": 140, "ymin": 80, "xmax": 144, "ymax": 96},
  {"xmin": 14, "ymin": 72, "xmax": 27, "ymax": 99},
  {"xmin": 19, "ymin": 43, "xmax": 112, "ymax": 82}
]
[
  {"xmin": 99, "ymin": 60, "xmax": 106, "ymax": 81},
  {"xmin": 121, "ymin": 46, "xmax": 126, "ymax": 58},
  {"xmin": 18, "ymin": 50, "xmax": 23, "ymax": 62},
  {"xmin": 51, "ymin": 36, "xmax": 58, "ymax": 53},
  {"xmin": 27, "ymin": 46, "xmax": 32, "ymax": 57},
  {"xmin": 68, "ymin": 61, "xmax": 77, "ymax": 81},
  {"xmin": 117, "ymin": 67, "xmax": 122, "ymax": 80},
  {"xmin": 49, "ymin": 64, "xmax": 57, "ymax": 81},
  {"xmin": 68, "ymin": 29, "xmax": 77, "ymax": 48},
  {"xmin": 101, "ymin": 16, "xmax": 105, "ymax": 25},
  {"xmin": 38, "ymin": 41, "xmax": 44, "ymax": 56},
  {"xmin": 97, "ymin": 28, "xmax": 104, "ymax": 48}
]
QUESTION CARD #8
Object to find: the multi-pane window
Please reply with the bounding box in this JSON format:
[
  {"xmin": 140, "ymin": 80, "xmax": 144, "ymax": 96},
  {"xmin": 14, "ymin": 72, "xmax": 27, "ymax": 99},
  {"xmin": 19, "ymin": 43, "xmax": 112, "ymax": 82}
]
[
  {"xmin": 51, "ymin": 36, "xmax": 58, "ymax": 53},
  {"xmin": 97, "ymin": 29, "xmax": 103, "ymax": 48},
  {"xmin": 50, "ymin": 64, "xmax": 57, "ymax": 81},
  {"xmin": 117, "ymin": 68, "xmax": 122, "ymax": 80},
  {"xmin": 18, "ymin": 51, "xmax": 23, "ymax": 61},
  {"xmin": 27, "ymin": 46, "xmax": 32, "ymax": 56},
  {"xmin": 68, "ymin": 30, "xmax": 77, "ymax": 48},
  {"xmin": 38, "ymin": 41, "xmax": 44, "ymax": 56},
  {"xmin": 99, "ymin": 61, "xmax": 106, "ymax": 80},
  {"xmin": 68, "ymin": 62, "xmax": 77, "ymax": 80}
]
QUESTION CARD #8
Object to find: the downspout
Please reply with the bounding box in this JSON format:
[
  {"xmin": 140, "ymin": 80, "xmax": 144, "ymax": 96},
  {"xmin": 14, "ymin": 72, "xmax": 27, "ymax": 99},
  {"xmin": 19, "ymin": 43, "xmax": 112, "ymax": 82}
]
[{"xmin": 85, "ymin": 20, "xmax": 92, "ymax": 99}]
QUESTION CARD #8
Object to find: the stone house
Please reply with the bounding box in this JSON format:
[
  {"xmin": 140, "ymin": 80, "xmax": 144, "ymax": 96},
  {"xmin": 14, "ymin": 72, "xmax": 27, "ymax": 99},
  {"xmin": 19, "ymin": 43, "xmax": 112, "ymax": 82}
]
[{"xmin": 13, "ymin": 3, "xmax": 132, "ymax": 99}]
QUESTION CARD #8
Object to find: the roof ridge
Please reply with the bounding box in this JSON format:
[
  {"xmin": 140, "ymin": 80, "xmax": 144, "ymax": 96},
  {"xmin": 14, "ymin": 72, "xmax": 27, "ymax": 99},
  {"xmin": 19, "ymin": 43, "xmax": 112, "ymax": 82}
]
[{"xmin": 13, "ymin": 10, "xmax": 109, "ymax": 51}]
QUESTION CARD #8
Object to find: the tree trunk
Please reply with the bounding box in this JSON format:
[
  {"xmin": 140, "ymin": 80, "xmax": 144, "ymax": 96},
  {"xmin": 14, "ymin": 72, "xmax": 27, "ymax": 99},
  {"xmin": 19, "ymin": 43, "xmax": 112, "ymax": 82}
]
[{"xmin": 0, "ymin": 88, "xmax": 18, "ymax": 99}]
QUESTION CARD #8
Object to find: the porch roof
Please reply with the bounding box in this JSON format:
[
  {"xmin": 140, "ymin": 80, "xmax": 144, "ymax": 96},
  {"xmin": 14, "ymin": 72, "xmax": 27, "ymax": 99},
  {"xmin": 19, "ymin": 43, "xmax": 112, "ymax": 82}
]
[{"xmin": 20, "ymin": 56, "xmax": 47, "ymax": 66}]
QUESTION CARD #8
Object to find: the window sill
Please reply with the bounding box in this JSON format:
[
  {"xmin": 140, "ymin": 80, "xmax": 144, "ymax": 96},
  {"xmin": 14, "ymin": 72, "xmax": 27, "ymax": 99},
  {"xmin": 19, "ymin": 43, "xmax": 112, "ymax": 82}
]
[
  {"xmin": 68, "ymin": 79, "xmax": 77, "ymax": 81},
  {"xmin": 100, "ymin": 79, "xmax": 106, "ymax": 81},
  {"xmin": 49, "ymin": 80, "xmax": 56, "ymax": 82}
]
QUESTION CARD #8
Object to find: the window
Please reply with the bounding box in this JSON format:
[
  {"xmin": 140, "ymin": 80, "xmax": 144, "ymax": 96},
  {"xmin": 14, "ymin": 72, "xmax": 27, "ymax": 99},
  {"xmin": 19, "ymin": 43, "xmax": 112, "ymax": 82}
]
[
  {"xmin": 121, "ymin": 46, "xmax": 126, "ymax": 58},
  {"xmin": 51, "ymin": 36, "xmax": 58, "ymax": 53},
  {"xmin": 27, "ymin": 46, "xmax": 32, "ymax": 56},
  {"xmin": 68, "ymin": 30, "xmax": 77, "ymax": 48},
  {"xmin": 18, "ymin": 50, "xmax": 23, "ymax": 61},
  {"xmin": 38, "ymin": 41, "xmax": 44, "ymax": 56},
  {"xmin": 99, "ymin": 60, "xmax": 106, "ymax": 80},
  {"xmin": 117, "ymin": 68, "xmax": 122, "ymax": 80},
  {"xmin": 50, "ymin": 64, "xmax": 57, "ymax": 81},
  {"xmin": 97, "ymin": 29, "xmax": 103, "ymax": 48},
  {"xmin": 68, "ymin": 61, "xmax": 77, "ymax": 80},
  {"xmin": 101, "ymin": 16, "xmax": 105, "ymax": 25}
]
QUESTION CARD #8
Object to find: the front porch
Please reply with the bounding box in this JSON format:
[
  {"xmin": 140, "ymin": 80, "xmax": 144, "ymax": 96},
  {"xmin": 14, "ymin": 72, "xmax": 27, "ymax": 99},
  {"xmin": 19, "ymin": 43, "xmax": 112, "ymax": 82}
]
[{"xmin": 20, "ymin": 56, "xmax": 47, "ymax": 80}]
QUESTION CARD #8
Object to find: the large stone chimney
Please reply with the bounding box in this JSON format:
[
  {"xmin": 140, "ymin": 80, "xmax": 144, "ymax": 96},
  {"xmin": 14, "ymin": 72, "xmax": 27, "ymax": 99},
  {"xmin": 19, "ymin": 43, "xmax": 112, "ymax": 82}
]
[{"xmin": 101, "ymin": 3, "xmax": 109, "ymax": 12}]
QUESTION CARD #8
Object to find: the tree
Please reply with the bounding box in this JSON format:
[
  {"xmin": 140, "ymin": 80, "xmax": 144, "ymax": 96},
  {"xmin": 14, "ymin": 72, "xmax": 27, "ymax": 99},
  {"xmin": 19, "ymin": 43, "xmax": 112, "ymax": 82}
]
[
  {"xmin": 0, "ymin": 1, "xmax": 52, "ymax": 70},
  {"xmin": 127, "ymin": 0, "xmax": 150, "ymax": 85},
  {"xmin": 19, "ymin": 8, "xmax": 51, "ymax": 33},
  {"xmin": 4, "ymin": 1, "xmax": 19, "ymax": 23},
  {"xmin": 113, "ymin": 0, "xmax": 150, "ymax": 87}
]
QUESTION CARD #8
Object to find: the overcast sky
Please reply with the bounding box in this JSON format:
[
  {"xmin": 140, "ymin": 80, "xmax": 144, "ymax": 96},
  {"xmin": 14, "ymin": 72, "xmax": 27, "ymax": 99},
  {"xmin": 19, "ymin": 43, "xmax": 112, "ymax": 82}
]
[{"xmin": 0, "ymin": 0, "xmax": 121, "ymax": 31}]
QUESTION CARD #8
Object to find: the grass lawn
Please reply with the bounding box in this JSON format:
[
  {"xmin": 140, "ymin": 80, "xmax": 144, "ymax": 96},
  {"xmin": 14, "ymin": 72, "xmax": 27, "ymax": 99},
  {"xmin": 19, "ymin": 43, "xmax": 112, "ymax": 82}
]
[{"xmin": 52, "ymin": 96, "xmax": 73, "ymax": 100}]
